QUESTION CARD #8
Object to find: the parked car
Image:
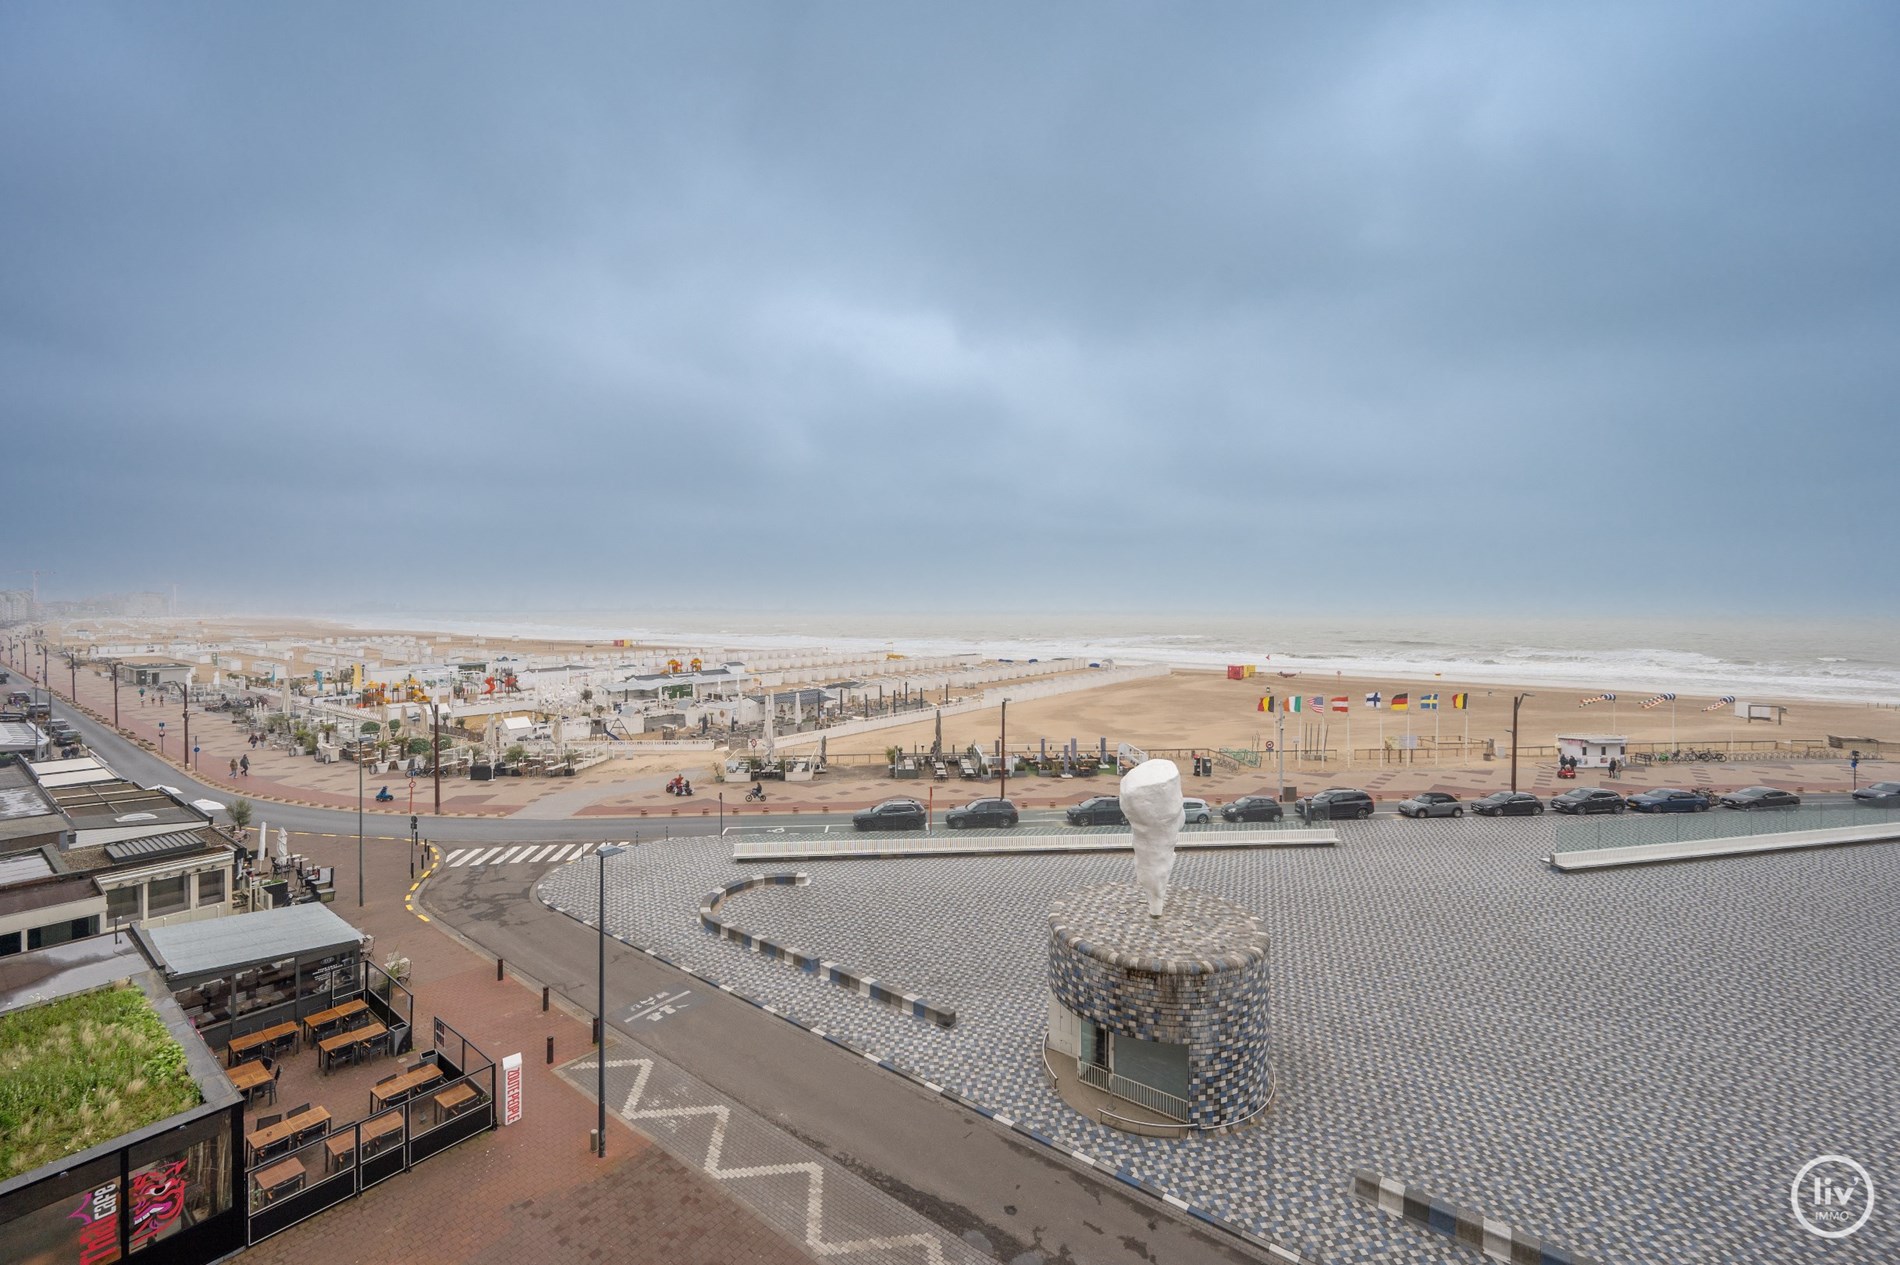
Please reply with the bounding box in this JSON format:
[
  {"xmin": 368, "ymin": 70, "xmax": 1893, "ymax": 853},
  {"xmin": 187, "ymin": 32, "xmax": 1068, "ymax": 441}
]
[
  {"xmin": 1397, "ymin": 791, "xmax": 1462, "ymax": 818},
  {"xmin": 1719, "ymin": 786, "xmax": 1801, "ymax": 810},
  {"xmin": 1627, "ymin": 788, "xmax": 1711, "ymax": 813},
  {"xmin": 944, "ymin": 797, "xmax": 1018, "ymax": 829},
  {"xmin": 1850, "ymin": 780, "xmax": 1900, "ymax": 805},
  {"xmin": 1552, "ymin": 788, "xmax": 1625, "ymax": 815},
  {"xmin": 1065, "ymin": 796, "xmax": 1125, "ymax": 826},
  {"xmin": 852, "ymin": 798, "xmax": 928, "ymax": 831},
  {"xmin": 1182, "ymin": 797, "xmax": 1213, "ymax": 825},
  {"xmin": 1295, "ymin": 788, "xmax": 1375, "ymax": 821},
  {"xmin": 1221, "ymin": 795, "xmax": 1285, "ymax": 823},
  {"xmin": 1473, "ymin": 790, "xmax": 1544, "ymax": 816}
]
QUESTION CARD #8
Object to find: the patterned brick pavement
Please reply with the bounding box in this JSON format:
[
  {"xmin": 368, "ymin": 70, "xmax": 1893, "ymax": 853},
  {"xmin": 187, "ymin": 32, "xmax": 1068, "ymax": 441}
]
[{"xmin": 541, "ymin": 820, "xmax": 1900, "ymax": 1264}]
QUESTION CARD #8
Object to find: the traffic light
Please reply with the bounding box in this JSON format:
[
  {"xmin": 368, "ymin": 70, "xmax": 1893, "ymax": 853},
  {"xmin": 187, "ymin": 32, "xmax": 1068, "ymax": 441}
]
[{"xmin": 410, "ymin": 815, "xmax": 419, "ymax": 833}]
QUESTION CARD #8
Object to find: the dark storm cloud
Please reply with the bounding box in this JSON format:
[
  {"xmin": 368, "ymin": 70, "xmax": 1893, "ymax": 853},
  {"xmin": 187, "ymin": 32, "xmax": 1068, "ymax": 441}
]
[{"xmin": 3, "ymin": 2, "xmax": 1896, "ymax": 614}]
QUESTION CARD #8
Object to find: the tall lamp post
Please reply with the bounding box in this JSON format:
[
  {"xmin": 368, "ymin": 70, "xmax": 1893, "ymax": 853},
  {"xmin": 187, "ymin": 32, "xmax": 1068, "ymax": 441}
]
[
  {"xmin": 357, "ymin": 719, "xmax": 370, "ymax": 908},
  {"xmin": 595, "ymin": 842, "xmax": 627, "ymax": 1156},
  {"xmin": 107, "ymin": 660, "xmax": 120, "ymax": 729},
  {"xmin": 997, "ymin": 698, "xmax": 1009, "ymax": 801},
  {"xmin": 1510, "ymin": 692, "xmax": 1533, "ymax": 792}
]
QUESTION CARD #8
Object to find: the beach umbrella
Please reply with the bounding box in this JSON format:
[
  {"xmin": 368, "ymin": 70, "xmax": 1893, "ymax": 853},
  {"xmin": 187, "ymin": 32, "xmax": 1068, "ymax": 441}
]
[
  {"xmin": 256, "ymin": 818, "xmax": 268, "ymax": 870},
  {"xmin": 277, "ymin": 827, "xmax": 290, "ymax": 866}
]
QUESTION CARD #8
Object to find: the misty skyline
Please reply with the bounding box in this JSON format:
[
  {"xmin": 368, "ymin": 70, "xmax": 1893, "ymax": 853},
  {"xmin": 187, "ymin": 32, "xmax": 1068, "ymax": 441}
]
[{"xmin": 4, "ymin": 4, "xmax": 1897, "ymax": 616}]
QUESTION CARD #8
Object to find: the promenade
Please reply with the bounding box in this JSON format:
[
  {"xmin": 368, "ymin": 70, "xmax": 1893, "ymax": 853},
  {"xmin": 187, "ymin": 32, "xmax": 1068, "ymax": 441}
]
[{"xmin": 29, "ymin": 656, "xmax": 1890, "ymax": 826}]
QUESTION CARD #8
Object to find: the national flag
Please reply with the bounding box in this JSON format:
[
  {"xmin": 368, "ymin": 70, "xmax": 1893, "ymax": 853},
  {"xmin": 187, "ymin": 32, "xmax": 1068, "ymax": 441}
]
[
  {"xmin": 1640, "ymin": 692, "xmax": 1677, "ymax": 710},
  {"xmin": 1331, "ymin": 696, "xmax": 1349, "ymax": 713},
  {"xmin": 1391, "ymin": 693, "xmax": 1409, "ymax": 712},
  {"xmin": 1419, "ymin": 693, "xmax": 1439, "ymax": 711},
  {"xmin": 1365, "ymin": 691, "xmax": 1382, "ymax": 709},
  {"xmin": 1579, "ymin": 693, "xmax": 1616, "ymax": 708},
  {"xmin": 1288, "ymin": 694, "xmax": 1303, "ymax": 713},
  {"xmin": 1309, "ymin": 695, "xmax": 1325, "ymax": 712},
  {"xmin": 1702, "ymin": 695, "xmax": 1737, "ymax": 712},
  {"xmin": 1451, "ymin": 693, "xmax": 1469, "ymax": 710},
  {"xmin": 1258, "ymin": 696, "xmax": 1272, "ymax": 712}
]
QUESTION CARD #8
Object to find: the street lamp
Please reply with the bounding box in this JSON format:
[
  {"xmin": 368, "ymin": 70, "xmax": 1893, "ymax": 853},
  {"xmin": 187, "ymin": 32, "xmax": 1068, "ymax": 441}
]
[
  {"xmin": 1510, "ymin": 692, "xmax": 1534, "ymax": 792},
  {"xmin": 594, "ymin": 842, "xmax": 628, "ymax": 1157},
  {"xmin": 357, "ymin": 719, "xmax": 370, "ymax": 908},
  {"xmin": 998, "ymin": 698, "xmax": 1009, "ymax": 801}
]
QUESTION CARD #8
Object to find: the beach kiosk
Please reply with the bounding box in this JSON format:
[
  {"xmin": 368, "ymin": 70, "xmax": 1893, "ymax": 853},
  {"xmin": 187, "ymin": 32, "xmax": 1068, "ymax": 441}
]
[{"xmin": 1557, "ymin": 734, "xmax": 1627, "ymax": 769}]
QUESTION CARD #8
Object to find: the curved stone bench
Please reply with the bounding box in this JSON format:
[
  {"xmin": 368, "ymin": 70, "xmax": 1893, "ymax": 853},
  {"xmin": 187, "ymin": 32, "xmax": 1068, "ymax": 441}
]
[{"xmin": 699, "ymin": 873, "xmax": 956, "ymax": 1027}]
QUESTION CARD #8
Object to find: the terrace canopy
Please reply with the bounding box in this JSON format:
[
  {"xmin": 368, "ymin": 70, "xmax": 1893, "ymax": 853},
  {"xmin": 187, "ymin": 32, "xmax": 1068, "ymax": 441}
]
[{"xmin": 135, "ymin": 902, "xmax": 365, "ymax": 992}]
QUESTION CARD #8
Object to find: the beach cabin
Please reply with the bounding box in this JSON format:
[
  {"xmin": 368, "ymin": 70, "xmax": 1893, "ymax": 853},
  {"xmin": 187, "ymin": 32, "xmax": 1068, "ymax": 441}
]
[{"xmin": 1557, "ymin": 734, "xmax": 1627, "ymax": 769}]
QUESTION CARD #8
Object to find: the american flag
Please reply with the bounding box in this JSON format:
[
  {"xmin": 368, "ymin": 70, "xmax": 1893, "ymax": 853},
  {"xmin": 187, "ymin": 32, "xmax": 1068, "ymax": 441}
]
[
  {"xmin": 1309, "ymin": 695, "xmax": 1325, "ymax": 713},
  {"xmin": 1640, "ymin": 692, "xmax": 1678, "ymax": 710},
  {"xmin": 1579, "ymin": 693, "xmax": 1616, "ymax": 708},
  {"xmin": 1365, "ymin": 691, "xmax": 1382, "ymax": 709},
  {"xmin": 1702, "ymin": 695, "xmax": 1737, "ymax": 712}
]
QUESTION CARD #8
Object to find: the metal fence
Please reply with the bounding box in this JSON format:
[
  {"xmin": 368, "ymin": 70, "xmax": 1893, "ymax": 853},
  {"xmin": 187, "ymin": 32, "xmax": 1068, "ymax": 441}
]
[
  {"xmin": 1075, "ymin": 1061, "xmax": 1190, "ymax": 1123},
  {"xmin": 1552, "ymin": 804, "xmax": 1900, "ymax": 854}
]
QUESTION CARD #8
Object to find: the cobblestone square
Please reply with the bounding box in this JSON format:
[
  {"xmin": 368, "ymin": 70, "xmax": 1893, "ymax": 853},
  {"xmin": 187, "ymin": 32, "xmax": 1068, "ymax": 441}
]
[{"xmin": 540, "ymin": 821, "xmax": 1900, "ymax": 1263}]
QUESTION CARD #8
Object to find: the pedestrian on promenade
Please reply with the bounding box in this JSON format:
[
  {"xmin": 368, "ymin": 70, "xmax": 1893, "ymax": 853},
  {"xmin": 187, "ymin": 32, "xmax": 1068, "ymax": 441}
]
[
  {"xmin": 229, "ymin": 758, "xmax": 239, "ymax": 778},
  {"xmin": 240, "ymin": 754, "xmax": 250, "ymax": 776}
]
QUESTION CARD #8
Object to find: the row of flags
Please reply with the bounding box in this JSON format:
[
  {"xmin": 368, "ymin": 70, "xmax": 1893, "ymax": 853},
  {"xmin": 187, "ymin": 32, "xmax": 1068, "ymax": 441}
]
[{"xmin": 1258, "ymin": 692, "xmax": 1469, "ymax": 714}]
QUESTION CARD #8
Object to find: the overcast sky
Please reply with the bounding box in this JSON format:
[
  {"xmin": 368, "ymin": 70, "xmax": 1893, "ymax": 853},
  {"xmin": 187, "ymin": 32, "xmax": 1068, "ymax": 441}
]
[{"xmin": 4, "ymin": 3, "xmax": 1897, "ymax": 617}]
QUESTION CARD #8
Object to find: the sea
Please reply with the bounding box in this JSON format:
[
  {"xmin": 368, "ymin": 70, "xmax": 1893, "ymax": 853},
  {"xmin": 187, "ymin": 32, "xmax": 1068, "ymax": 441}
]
[{"xmin": 322, "ymin": 610, "xmax": 1900, "ymax": 706}]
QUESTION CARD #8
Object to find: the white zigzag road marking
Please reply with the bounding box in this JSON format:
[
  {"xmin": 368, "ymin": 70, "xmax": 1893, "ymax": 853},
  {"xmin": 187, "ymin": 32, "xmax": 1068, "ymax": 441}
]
[{"xmin": 596, "ymin": 1057, "xmax": 948, "ymax": 1265}]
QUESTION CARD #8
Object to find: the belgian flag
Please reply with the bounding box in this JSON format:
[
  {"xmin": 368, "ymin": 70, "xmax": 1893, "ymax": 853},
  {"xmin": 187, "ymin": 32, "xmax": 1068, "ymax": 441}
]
[{"xmin": 1451, "ymin": 693, "xmax": 1470, "ymax": 710}]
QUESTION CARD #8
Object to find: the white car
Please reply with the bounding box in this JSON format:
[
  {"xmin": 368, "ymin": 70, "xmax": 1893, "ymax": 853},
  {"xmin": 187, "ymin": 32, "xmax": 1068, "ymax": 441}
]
[{"xmin": 1183, "ymin": 797, "xmax": 1213, "ymax": 825}]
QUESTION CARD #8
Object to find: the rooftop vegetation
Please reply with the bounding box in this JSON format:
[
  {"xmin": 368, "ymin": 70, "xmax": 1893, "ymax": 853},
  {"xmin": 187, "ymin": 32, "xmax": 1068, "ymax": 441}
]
[{"xmin": 0, "ymin": 985, "xmax": 202, "ymax": 1179}]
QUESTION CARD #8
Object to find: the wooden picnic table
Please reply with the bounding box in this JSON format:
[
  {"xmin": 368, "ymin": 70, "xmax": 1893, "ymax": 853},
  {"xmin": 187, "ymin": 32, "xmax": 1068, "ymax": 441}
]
[
  {"xmin": 433, "ymin": 1083, "xmax": 478, "ymax": 1117},
  {"xmin": 252, "ymin": 1155, "xmax": 307, "ymax": 1203},
  {"xmin": 246, "ymin": 1106, "xmax": 331, "ymax": 1163},
  {"xmin": 301, "ymin": 997, "xmax": 368, "ymax": 1039},
  {"xmin": 317, "ymin": 1021, "xmax": 387, "ymax": 1072},
  {"xmin": 228, "ymin": 1021, "xmax": 299, "ymax": 1065},
  {"xmin": 228, "ymin": 1060, "xmax": 271, "ymax": 1095},
  {"xmin": 369, "ymin": 1062, "xmax": 442, "ymax": 1110},
  {"xmin": 324, "ymin": 1111, "xmax": 405, "ymax": 1171}
]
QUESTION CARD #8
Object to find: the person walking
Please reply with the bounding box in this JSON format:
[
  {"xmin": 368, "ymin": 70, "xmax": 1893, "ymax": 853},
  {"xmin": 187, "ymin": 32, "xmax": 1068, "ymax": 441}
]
[
  {"xmin": 239, "ymin": 754, "xmax": 250, "ymax": 776},
  {"xmin": 229, "ymin": 758, "xmax": 239, "ymax": 778}
]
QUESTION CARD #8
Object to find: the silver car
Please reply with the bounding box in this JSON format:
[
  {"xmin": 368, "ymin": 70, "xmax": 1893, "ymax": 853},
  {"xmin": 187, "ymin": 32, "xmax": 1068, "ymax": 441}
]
[{"xmin": 1397, "ymin": 791, "xmax": 1463, "ymax": 818}]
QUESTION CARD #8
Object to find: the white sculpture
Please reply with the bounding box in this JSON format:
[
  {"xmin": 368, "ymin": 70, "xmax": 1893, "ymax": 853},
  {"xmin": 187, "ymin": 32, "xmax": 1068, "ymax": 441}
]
[{"xmin": 1121, "ymin": 757, "xmax": 1182, "ymax": 916}]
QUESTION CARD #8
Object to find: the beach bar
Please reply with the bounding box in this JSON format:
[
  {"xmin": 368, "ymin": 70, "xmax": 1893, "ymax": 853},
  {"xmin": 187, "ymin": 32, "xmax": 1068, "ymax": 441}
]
[{"xmin": 1556, "ymin": 734, "xmax": 1627, "ymax": 769}]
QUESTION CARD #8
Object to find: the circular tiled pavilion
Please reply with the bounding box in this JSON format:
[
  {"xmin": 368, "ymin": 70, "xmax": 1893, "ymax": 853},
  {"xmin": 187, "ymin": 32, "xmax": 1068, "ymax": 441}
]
[{"xmin": 1046, "ymin": 882, "xmax": 1270, "ymax": 1131}]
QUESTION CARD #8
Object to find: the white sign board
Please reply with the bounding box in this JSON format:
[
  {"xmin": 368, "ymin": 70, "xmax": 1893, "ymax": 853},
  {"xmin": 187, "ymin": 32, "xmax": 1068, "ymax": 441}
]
[{"xmin": 502, "ymin": 1053, "xmax": 523, "ymax": 1125}]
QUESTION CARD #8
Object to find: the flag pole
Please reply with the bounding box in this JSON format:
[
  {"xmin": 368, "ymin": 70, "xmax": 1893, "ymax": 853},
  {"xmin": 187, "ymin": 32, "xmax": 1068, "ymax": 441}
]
[{"xmin": 1276, "ymin": 707, "xmax": 1285, "ymax": 799}]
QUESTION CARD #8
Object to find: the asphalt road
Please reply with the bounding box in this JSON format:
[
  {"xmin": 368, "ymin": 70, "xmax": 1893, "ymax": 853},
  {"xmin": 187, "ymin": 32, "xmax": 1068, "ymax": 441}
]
[{"xmin": 424, "ymin": 855, "xmax": 1272, "ymax": 1265}]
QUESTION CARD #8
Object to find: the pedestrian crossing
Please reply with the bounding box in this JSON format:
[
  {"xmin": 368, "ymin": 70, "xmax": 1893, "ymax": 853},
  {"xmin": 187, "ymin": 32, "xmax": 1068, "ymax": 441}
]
[{"xmin": 440, "ymin": 841, "xmax": 626, "ymax": 869}]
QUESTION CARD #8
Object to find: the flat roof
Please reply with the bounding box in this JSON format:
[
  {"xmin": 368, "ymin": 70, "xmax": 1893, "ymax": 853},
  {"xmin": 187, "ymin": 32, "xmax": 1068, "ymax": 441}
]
[
  {"xmin": 47, "ymin": 781, "xmax": 203, "ymax": 829},
  {"xmin": 0, "ymin": 934, "xmax": 151, "ymax": 1017},
  {"xmin": 0, "ymin": 849, "xmax": 56, "ymax": 886},
  {"xmin": 1555, "ymin": 734, "xmax": 1628, "ymax": 743},
  {"xmin": 0, "ymin": 872, "xmax": 99, "ymax": 919},
  {"xmin": 0, "ymin": 721, "xmax": 45, "ymax": 751},
  {"xmin": 136, "ymin": 903, "xmax": 364, "ymax": 983}
]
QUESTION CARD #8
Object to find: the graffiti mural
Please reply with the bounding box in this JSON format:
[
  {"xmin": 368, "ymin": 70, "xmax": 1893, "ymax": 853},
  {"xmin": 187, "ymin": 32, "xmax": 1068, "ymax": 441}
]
[{"xmin": 127, "ymin": 1158, "xmax": 188, "ymax": 1250}]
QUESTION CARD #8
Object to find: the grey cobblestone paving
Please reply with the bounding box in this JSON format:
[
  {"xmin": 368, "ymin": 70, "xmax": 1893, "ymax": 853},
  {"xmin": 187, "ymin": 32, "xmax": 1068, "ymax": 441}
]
[{"xmin": 540, "ymin": 821, "xmax": 1900, "ymax": 1264}]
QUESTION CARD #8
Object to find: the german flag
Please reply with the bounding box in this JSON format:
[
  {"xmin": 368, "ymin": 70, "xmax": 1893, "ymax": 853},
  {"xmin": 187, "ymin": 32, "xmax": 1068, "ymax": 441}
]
[
  {"xmin": 1391, "ymin": 693, "xmax": 1409, "ymax": 712},
  {"xmin": 1451, "ymin": 693, "xmax": 1469, "ymax": 710}
]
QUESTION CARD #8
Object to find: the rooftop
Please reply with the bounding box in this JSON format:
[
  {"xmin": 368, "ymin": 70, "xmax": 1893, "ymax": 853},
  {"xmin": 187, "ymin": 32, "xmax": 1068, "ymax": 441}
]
[{"xmin": 136, "ymin": 903, "xmax": 364, "ymax": 984}]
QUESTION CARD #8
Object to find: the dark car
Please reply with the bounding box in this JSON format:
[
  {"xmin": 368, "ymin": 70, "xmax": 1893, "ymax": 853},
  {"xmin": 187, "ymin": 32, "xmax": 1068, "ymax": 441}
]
[
  {"xmin": 1719, "ymin": 786, "xmax": 1801, "ymax": 810},
  {"xmin": 1852, "ymin": 781, "xmax": 1900, "ymax": 806},
  {"xmin": 1552, "ymin": 788, "xmax": 1625, "ymax": 815},
  {"xmin": 1627, "ymin": 788, "xmax": 1711, "ymax": 813},
  {"xmin": 1295, "ymin": 788, "xmax": 1375, "ymax": 821},
  {"xmin": 1221, "ymin": 795, "xmax": 1285, "ymax": 823},
  {"xmin": 945, "ymin": 797, "xmax": 1019, "ymax": 829},
  {"xmin": 852, "ymin": 798, "xmax": 928, "ymax": 831},
  {"xmin": 1473, "ymin": 791, "xmax": 1544, "ymax": 817},
  {"xmin": 1397, "ymin": 791, "xmax": 1462, "ymax": 818},
  {"xmin": 1065, "ymin": 796, "xmax": 1125, "ymax": 826}
]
